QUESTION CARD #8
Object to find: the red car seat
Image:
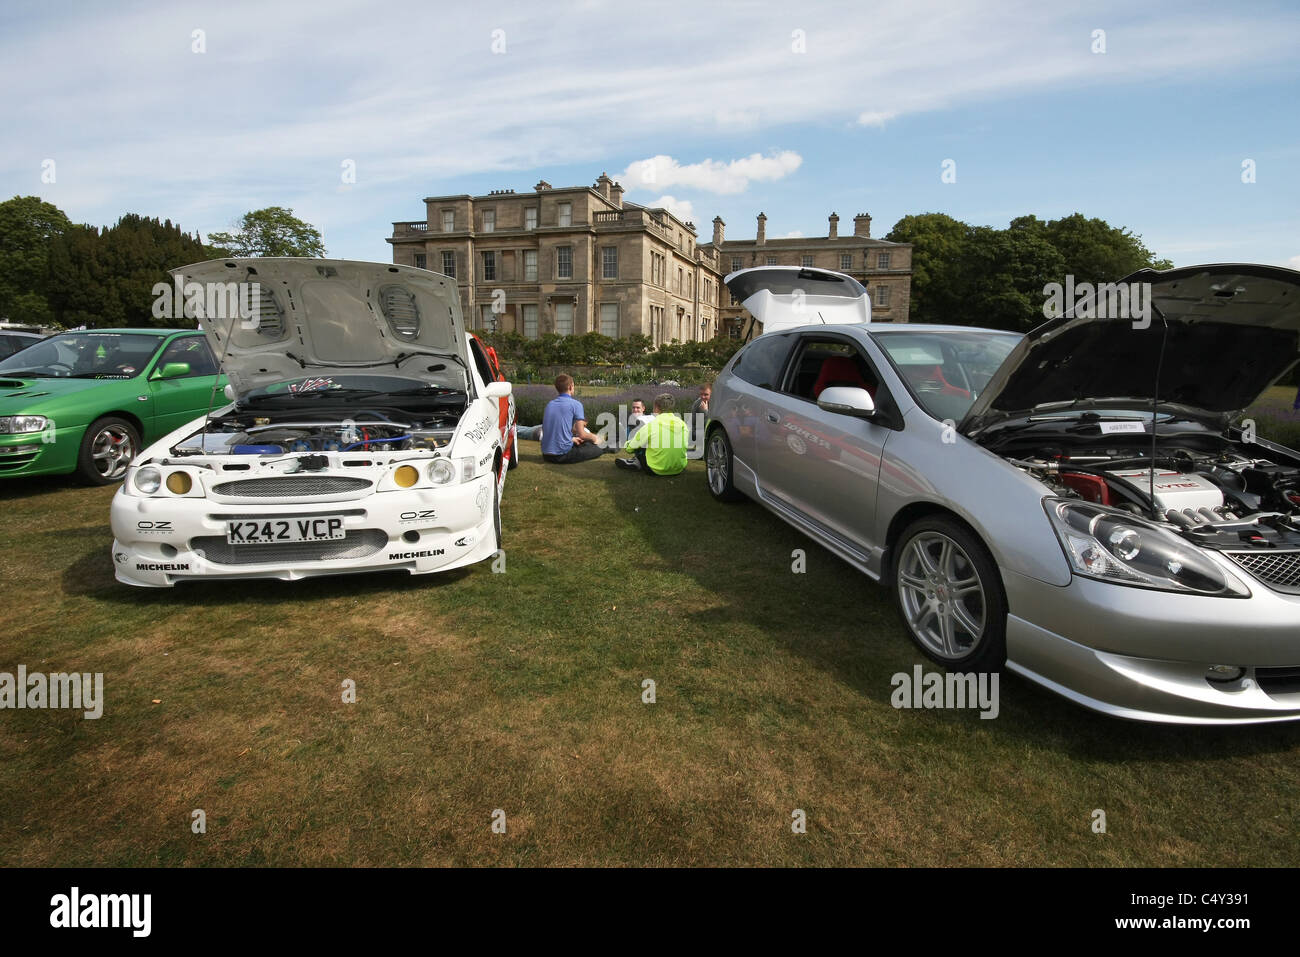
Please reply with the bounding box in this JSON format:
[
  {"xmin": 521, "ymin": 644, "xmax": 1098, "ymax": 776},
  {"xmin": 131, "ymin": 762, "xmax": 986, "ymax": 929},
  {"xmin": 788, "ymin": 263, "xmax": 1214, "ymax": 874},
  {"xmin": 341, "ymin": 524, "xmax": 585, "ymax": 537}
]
[{"xmin": 813, "ymin": 356, "xmax": 875, "ymax": 399}]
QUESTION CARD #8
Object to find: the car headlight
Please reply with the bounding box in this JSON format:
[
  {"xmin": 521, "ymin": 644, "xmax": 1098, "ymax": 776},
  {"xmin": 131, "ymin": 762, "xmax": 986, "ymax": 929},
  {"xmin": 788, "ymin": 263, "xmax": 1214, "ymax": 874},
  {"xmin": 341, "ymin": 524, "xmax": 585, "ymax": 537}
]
[
  {"xmin": 426, "ymin": 458, "xmax": 456, "ymax": 485},
  {"xmin": 1044, "ymin": 498, "xmax": 1249, "ymax": 597},
  {"xmin": 165, "ymin": 471, "xmax": 193, "ymax": 494},
  {"xmin": 393, "ymin": 464, "xmax": 419, "ymax": 488},
  {"xmin": 0, "ymin": 415, "xmax": 48, "ymax": 434},
  {"xmin": 134, "ymin": 466, "xmax": 162, "ymax": 495}
]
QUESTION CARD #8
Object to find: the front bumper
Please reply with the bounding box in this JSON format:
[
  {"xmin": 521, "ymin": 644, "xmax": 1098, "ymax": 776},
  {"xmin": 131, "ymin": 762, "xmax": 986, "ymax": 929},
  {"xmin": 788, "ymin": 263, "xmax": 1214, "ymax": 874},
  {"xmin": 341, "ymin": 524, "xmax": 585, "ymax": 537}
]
[
  {"xmin": 1004, "ymin": 567, "xmax": 1300, "ymax": 724},
  {"xmin": 0, "ymin": 424, "xmax": 79, "ymax": 477},
  {"xmin": 110, "ymin": 473, "xmax": 500, "ymax": 586}
]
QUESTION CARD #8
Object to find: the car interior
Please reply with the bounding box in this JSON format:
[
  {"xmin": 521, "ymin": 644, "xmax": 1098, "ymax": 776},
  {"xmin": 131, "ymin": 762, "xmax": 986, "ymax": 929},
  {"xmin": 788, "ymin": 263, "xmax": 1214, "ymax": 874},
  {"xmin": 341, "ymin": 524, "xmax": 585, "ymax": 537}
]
[{"xmin": 786, "ymin": 341, "xmax": 880, "ymax": 402}]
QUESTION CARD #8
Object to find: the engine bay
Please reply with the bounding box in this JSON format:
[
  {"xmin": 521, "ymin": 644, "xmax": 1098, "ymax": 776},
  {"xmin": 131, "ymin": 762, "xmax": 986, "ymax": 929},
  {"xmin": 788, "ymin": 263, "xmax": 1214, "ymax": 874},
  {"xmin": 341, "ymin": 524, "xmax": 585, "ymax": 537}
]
[
  {"xmin": 1010, "ymin": 445, "xmax": 1300, "ymax": 551},
  {"xmin": 171, "ymin": 407, "xmax": 465, "ymax": 457}
]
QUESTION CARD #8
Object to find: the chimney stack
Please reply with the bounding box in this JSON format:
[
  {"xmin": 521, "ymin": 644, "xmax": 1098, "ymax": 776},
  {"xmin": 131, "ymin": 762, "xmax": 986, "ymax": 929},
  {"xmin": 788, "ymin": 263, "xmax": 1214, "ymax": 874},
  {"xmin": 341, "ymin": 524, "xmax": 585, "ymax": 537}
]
[
  {"xmin": 712, "ymin": 216, "xmax": 725, "ymax": 245},
  {"xmin": 853, "ymin": 213, "xmax": 872, "ymax": 238},
  {"xmin": 596, "ymin": 172, "xmax": 613, "ymax": 200},
  {"xmin": 610, "ymin": 181, "xmax": 624, "ymax": 208},
  {"xmin": 756, "ymin": 212, "xmax": 767, "ymax": 246},
  {"xmin": 828, "ymin": 212, "xmax": 839, "ymax": 240}
]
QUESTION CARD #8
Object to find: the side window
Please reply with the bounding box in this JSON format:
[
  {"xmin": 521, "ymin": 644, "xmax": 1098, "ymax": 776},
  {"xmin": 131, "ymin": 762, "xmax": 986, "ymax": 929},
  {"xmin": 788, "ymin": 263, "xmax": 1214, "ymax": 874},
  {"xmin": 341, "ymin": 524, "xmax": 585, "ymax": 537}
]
[
  {"xmin": 732, "ymin": 334, "xmax": 792, "ymax": 391},
  {"xmin": 783, "ymin": 338, "xmax": 879, "ymax": 402},
  {"xmin": 157, "ymin": 337, "xmax": 218, "ymax": 377},
  {"xmin": 468, "ymin": 337, "xmax": 495, "ymax": 388}
]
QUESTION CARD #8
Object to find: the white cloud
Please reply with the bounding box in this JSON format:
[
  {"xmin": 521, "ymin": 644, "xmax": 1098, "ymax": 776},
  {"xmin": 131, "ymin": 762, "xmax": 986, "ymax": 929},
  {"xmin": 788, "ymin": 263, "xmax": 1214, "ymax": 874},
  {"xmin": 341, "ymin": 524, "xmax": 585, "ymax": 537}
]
[
  {"xmin": 856, "ymin": 111, "xmax": 897, "ymax": 128},
  {"xmin": 647, "ymin": 195, "xmax": 695, "ymax": 221},
  {"xmin": 621, "ymin": 152, "xmax": 803, "ymax": 195},
  {"xmin": 1289, "ymin": 254, "xmax": 1300, "ymax": 270},
  {"xmin": 782, "ymin": 231, "xmax": 804, "ymax": 238}
]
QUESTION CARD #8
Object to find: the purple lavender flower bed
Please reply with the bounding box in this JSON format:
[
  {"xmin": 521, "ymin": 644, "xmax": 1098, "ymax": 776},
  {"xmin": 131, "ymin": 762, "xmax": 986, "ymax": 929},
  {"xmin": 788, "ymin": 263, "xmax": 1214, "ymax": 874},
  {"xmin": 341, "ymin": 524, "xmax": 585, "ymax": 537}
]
[{"xmin": 1244, "ymin": 387, "xmax": 1300, "ymax": 447}]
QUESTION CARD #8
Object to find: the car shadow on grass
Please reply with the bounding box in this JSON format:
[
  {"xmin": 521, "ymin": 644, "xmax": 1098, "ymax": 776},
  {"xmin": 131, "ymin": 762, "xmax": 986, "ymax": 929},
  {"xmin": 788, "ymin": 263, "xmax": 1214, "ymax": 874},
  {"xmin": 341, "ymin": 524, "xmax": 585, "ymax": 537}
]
[
  {"xmin": 0, "ymin": 474, "xmax": 91, "ymax": 501},
  {"xmin": 603, "ymin": 461, "xmax": 1300, "ymax": 762}
]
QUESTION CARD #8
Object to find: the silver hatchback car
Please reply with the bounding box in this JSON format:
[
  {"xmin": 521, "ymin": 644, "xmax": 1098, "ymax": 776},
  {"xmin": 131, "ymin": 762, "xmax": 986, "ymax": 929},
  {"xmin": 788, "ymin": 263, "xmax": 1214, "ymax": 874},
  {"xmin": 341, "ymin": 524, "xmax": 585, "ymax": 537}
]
[{"xmin": 705, "ymin": 264, "xmax": 1300, "ymax": 724}]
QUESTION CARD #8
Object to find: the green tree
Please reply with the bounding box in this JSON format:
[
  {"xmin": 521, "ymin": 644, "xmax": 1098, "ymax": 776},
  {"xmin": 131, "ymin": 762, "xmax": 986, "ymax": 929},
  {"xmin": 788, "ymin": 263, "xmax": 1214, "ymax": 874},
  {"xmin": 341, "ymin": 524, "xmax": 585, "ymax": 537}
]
[
  {"xmin": 887, "ymin": 211, "xmax": 1174, "ymax": 329},
  {"xmin": 959, "ymin": 226, "xmax": 1067, "ymax": 331},
  {"xmin": 884, "ymin": 212, "xmax": 970, "ymax": 325},
  {"xmin": 1043, "ymin": 213, "xmax": 1172, "ymax": 281},
  {"xmin": 46, "ymin": 215, "xmax": 211, "ymax": 329},
  {"xmin": 207, "ymin": 207, "xmax": 327, "ymax": 258},
  {"xmin": 0, "ymin": 195, "xmax": 71, "ymax": 325}
]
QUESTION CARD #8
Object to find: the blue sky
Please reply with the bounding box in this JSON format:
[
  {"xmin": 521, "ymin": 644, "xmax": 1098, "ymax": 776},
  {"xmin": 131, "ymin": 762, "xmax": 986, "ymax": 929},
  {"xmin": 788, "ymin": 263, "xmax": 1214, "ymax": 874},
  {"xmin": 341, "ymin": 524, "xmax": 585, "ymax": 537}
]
[{"xmin": 2, "ymin": 0, "xmax": 1297, "ymax": 267}]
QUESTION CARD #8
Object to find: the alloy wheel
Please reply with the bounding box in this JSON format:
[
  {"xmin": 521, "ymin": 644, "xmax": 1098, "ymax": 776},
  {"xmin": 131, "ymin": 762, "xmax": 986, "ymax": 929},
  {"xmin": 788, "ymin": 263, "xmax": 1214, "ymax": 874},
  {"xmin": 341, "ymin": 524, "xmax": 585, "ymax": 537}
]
[
  {"xmin": 91, "ymin": 425, "xmax": 136, "ymax": 480},
  {"xmin": 896, "ymin": 531, "xmax": 987, "ymax": 660}
]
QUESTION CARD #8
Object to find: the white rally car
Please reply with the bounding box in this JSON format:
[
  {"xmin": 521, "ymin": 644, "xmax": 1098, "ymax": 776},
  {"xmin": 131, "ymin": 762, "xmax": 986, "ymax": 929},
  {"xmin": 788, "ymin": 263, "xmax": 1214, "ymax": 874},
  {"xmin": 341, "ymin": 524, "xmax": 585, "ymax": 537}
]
[{"xmin": 111, "ymin": 258, "xmax": 517, "ymax": 587}]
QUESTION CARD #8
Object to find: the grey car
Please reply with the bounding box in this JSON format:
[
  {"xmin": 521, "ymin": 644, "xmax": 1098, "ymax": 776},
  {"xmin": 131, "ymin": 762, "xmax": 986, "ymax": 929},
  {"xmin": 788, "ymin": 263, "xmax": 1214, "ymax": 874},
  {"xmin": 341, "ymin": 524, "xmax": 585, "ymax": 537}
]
[{"xmin": 705, "ymin": 263, "xmax": 1300, "ymax": 724}]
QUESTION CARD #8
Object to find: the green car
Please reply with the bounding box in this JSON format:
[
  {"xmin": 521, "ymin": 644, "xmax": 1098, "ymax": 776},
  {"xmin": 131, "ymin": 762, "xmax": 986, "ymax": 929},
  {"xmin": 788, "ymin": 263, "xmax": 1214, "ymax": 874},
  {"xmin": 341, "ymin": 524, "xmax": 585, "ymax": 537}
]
[{"xmin": 0, "ymin": 328, "xmax": 226, "ymax": 484}]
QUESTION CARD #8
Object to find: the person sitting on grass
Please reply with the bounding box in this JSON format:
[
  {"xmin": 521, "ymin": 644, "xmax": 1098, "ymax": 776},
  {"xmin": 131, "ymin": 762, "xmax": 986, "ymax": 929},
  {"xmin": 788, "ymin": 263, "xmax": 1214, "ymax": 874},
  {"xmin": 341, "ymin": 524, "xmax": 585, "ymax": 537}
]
[
  {"xmin": 626, "ymin": 398, "xmax": 653, "ymax": 443},
  {"xmin": 616, "ymin": 393, "xmax": 688, "ymax": 476},
  {"xmin": 541, "ymin": 373, "xmax": 607, "ymax": 464}
]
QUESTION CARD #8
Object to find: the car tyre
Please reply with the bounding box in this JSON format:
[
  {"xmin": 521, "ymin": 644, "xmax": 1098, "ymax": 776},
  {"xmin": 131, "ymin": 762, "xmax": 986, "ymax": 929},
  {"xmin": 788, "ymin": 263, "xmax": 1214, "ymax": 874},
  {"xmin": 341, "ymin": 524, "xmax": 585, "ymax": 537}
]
[
  {"xmin": 892, "ymin": 515, "xmax": 1006, "ymax": 673},
  {"xmin": 705, "ymin": 426, "xmax": 745, "ymax": 502},
  {"xmin": 76, "ymin": 416, "xmax": 140, "ymax": 486}
]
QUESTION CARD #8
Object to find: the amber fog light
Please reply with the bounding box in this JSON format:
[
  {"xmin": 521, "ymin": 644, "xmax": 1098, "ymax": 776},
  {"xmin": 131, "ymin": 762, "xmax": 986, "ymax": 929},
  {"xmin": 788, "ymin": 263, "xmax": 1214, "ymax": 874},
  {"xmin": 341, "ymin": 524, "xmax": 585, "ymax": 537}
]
[
  {"xmin": 394, "ymin": 465, "xmax": 419, "ymax": 488},
  {"xmin": 166, "ymin": 471, "xmax": 192, "ymax": 494}
]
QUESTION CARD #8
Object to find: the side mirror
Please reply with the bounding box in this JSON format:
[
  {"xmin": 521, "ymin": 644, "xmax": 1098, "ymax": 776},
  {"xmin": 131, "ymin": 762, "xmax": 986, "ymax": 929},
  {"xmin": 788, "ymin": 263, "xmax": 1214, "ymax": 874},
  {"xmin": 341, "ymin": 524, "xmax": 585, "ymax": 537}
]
[
  {"xmin": 153, "ymin": 362, "xmax": 191, "ymax": 380},
  {"xmin": 817, "ymin": 385, "xmax": 876, "ymax": 418},
  {"xmin": 483, "ymin": 381, "xmax": 512, "ymax": 399}
]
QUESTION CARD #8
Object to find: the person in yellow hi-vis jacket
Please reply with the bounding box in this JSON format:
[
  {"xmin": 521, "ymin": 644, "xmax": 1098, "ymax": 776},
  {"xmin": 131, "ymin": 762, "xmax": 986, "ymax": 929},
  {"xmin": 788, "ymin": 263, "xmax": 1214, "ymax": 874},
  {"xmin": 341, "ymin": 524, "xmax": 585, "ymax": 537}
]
[{"xmin": 615, "ymin": 392, "xmax": 688, "ymax": 476}]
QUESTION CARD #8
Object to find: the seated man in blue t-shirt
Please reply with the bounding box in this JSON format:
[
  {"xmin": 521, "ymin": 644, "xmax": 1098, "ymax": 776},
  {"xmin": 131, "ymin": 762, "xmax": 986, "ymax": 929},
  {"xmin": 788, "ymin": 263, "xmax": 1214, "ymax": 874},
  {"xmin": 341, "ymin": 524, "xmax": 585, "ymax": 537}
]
[{"xmin": 541, "ymin": 373, "xmax": 607, "ymax": 463}]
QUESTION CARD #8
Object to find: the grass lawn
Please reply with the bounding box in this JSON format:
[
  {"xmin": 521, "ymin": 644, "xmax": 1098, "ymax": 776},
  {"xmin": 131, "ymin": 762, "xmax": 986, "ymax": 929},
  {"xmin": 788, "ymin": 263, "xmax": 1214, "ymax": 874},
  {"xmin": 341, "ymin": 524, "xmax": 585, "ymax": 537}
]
[{"xmin": 2, "ymin": 438, "xmax": 1299, "ymax": 867}]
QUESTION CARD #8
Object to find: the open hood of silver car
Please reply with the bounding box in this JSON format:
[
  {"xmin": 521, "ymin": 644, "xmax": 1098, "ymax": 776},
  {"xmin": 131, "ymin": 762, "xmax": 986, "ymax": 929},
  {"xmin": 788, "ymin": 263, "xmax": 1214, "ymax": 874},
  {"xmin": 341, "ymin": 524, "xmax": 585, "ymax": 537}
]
[
  {"xmin": 725, "ymin": 266, "xmax": 871, "ymax": 333},
  {"xmin": 962, "ymin": 263, "xmax": 1300, "ymax": 434},
  {"xmin": 171, "ymin": 258, "xmax": 467, "ymax": 397}
]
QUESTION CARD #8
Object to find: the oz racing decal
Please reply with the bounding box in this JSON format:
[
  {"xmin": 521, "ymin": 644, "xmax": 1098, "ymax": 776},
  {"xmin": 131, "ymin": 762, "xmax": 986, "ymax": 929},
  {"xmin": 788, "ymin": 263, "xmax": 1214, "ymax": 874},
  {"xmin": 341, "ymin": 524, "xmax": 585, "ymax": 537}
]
[
  {"xmin": 135, "ymin": 520, "xmax": 174, "ymax": 535},
  {"xmin": 398, "ymin": 509, "xmax": 437, "ymax": 524}
]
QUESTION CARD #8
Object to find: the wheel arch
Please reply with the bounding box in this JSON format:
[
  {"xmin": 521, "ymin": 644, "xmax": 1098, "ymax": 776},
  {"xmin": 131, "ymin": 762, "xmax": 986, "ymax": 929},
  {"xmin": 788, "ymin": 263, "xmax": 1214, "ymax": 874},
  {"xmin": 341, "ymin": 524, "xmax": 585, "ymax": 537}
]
[
  {"xmin": 91, "ymin": 409, "xmax": 147, "ymax": 440},
  {"xmin": 882, "ymin": 501, "xmax": 1005, "ymax": 601}
]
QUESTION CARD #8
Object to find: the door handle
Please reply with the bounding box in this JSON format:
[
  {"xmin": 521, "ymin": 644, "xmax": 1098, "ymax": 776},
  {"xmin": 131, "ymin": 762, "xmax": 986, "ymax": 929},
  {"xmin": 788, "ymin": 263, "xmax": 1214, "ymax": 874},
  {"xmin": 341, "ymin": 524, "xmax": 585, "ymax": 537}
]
[{"xmin": 765, "ymin": 412, "xmax": 779, "ymax": 423}]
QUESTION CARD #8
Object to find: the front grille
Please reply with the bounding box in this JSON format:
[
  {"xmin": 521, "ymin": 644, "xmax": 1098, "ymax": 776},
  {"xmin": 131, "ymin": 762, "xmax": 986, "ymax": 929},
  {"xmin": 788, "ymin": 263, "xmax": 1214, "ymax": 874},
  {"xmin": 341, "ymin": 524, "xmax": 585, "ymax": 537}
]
[
  {"xmin": 1255, "ymin": 666, "xmax": 1300, "ymax": 696},
  {"xmin": 191, "ymin": 529, "xmax": 387, "ymax": 565},
  {"xmin": 0, "ymin": 452, "xmax": 39, "ymax": 471},
  {"xmin": 1226, "ymin": 551, "xmax": 1300, "ymax": 594},
  {"xmin": 210, "ymin": 508, "xmax": 367, "ymax": 523},
  {"xmin": 210, "ymin": 476, "xmax": 372, "ymax": 497}
]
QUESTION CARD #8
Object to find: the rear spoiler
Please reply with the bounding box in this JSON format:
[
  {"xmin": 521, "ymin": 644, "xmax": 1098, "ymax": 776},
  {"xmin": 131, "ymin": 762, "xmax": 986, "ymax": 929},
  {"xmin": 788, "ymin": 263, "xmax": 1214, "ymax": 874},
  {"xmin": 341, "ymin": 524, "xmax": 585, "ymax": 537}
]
[{"xmin": 725, "ymin": 266, "xmax": 871, "ymax": 335}]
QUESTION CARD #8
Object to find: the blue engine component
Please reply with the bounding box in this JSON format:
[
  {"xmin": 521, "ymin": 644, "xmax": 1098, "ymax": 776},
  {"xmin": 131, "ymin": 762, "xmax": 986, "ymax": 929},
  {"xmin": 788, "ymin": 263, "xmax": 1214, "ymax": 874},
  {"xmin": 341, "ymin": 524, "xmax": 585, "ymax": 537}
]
[{"xmin": 232, "ymin": 444, "xmax": 284, "ymax": 455}]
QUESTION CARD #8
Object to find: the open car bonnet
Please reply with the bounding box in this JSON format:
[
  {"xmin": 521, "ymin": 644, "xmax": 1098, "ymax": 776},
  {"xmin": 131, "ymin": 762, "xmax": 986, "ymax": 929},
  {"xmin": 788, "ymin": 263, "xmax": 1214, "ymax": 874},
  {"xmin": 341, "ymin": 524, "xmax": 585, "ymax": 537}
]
[
  {"xmin": 725, "ymin": 266, "xmax": 871, "ymax": 333},
  {"xmin": 172, "ymin": 258, "xmax": 467, "ymax": 397},
  {"xmin": 961, "ymin": 263, "xmax": 1300, "ymax": 435}
]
